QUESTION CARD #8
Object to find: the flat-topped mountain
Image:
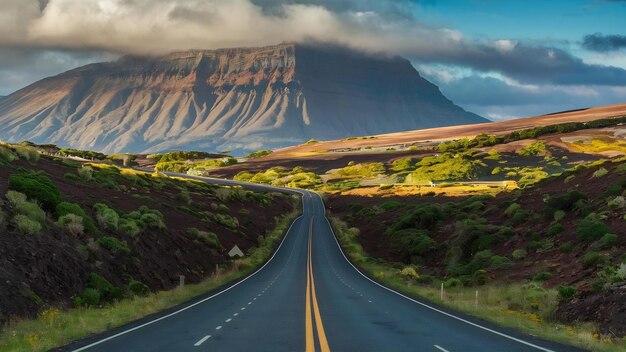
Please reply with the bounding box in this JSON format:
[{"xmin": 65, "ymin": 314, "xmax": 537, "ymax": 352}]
[{"xmin": 0, "ymin": 43, "xmax": 485, "ymax": 153}]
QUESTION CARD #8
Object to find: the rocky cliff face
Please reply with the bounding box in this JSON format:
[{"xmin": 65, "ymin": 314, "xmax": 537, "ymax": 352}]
[{"xmin": 0, "ymin": 43, "xmax": 485, "ymax": 153}]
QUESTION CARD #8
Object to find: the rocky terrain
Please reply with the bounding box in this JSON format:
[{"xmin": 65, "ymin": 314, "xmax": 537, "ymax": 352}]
[{"xmin": 0, "ymin": 43, "xmax": 483, "ymax": 154}]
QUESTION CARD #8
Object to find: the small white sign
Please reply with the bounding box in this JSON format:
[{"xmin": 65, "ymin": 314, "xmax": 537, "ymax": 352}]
[{"xmin": 228, "ymin": 245, "xmax": 244, "ymax": 258}]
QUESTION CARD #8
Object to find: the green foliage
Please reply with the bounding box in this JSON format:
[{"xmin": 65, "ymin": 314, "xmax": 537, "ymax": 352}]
[
  {"xmin": 128, "ymin": 280, "xmax": 149, "ymax": 296},
  {"xmin": 59, "ymin": 148, "xmax": 106, "ymax": 160},
  {"xmin": 512, "ymin": 249, "xmax": 527, "ymax": 260},
  {"xmin": 13, "ymin": 145, "xmax": 40, "ymax": 162},
  {"xmin": 557, "ymin": 285, "xmax": 576, "ymax": 301},
  {"xmin": 246, "ymin": 150, "xmax": 272, "ymax": 159},
  {"xmin": 444, "ymin": 278, "xmax": 463, "ymax": 288},
  {"xmin": 544, "ymin": 190, "xmax": 587, "ymax": 215},
  {"xmin": 576, "ymin": 214, "xmax": 610, "ymax": 241},
  {"xmin": 187, "ymin": 228, "xmax": 221, "ymax": 248},
  {"xmin": 119, "ymin": 219, "xmax": 141, "ymax": 237},
  {"xmin": 94, "ymin": 203, "xmax": 119, "ymax": 230},
  {"xmin": 533, "ymin": 271, "xmax": 552, "ymax": 281},
  {"xmin": 405, "ymin": 152, "xmax": 480, "ymax": 183},
  {"xmin": 583, "ymin": 251, "xmax": 604, "ymax": 269},
  {"xmin": 13, "ymin": 215, "xmax": 42, "ymax": 235},
  {"xmin": 546, "ymin": 223, "xmax": 564, "ymax": 236},
  {"xmin": 391, "ymin": 158, "xmax": 416, "ymax": 172},
  {"xmin": 436, "ymin": 134, "xmax": 502, "ymax": 153},
  {"xmin": 74, "ymin": 288, "xmax": 100, "ymax": 307},
  {"xmin": 399, "ymin": 266, "xmax": 419, "ymax": 280},
  {"xmin": 598, "ymin": 233, "xmax": 618, "ymax": 249},
  {"xmin": 56, "ymin": 202, "xmax": 95, "ymax": 233},
  {"xmin": 334, "ymin": 162, "xmax": 386, "ymax": 178},
  {"xmin": 13, "ymin": 199, "xmax": 46, "ymax": 223},
  {"xmin": 0, "ymin": 146, "xmax": 17, "ymax": 163},
  {"xmin": 591, "ymin": 167, "xmax": 608, "ymax": 179},
  {"xmin": 8, "ymin": 172, "xmax": 60, "ymax": 209},
  {"xmin": 518, "ymin": 141, "xmax": 547, "ymax": 156},
  {"xmin": 57, "ymin": 214, "xmax": 84, "ymax": 236},
  {"xmin": 97, "ymin": 236, "xmax": 130, "ymax": 254}
]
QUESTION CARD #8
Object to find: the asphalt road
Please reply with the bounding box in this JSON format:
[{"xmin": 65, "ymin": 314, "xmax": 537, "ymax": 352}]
[{"xmin": 62, "ymin": 176, "xmax": 586, "ymax": 352}]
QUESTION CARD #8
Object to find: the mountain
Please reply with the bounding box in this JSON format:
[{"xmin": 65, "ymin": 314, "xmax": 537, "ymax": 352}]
[{"xmin": 0, "ymin": 43, "xmax": 485, "ymax": 154}]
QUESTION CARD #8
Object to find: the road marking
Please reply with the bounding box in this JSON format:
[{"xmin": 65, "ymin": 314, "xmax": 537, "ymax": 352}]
[
  {"xmin": 434, "ymin": 345, "xmax": 450, "ymax": 352},
  {"xmin": 305, "ymin": 218, "xmax": 315, "ymax": 352},
  {"xmin": 70, "ymin": 189, "xmax": 305, "ymax": 352},
  {"xmin": 194, "ymin": 335, "xmax": 211, "ymax": 346},
  {"xmin": 253, "ymin": 297, "xmax": 257, "ymax": 300},
  {"xmin": 306, "ymin": 217, "xmax": 330, "ymax": 352},
  {"xmin": 241, "ymin": 307, "xmax": 246, "ymax": 310},
  {"xmin": 317, "ymin": 191, "xmax": 555, "ymax": 352},
  {"xmin": 248, "ymin": 302, "xmax": 252, "ymax": 305},
  {"xmin": 225, "ymin": 318, "xmax": 232, "ymax": 323},
  {"xmin": 233, "ymin": 313, "xmax": 239, "ymax": 317},
  {"xmin": 215, "ymin": 326, "xmax": 222, "ymax": 330}
]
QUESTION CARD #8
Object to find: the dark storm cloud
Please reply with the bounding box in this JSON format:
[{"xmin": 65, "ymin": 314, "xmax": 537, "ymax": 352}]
[{"xmin": 582, "ymin": 33, "xmax": 626, "ymax": 52}]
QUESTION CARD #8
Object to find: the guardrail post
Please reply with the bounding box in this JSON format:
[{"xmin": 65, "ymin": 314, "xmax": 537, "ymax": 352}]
[
  {"xmin": 179, "ymin": 275, "xmax": 185, "ymax": 288},
  {"xmin": 440, "ymin": 282, "xmax": 444, "ymax": 301}
]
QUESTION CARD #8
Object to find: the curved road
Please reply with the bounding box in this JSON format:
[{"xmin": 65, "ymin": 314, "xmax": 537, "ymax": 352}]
[{"xmin": 61, "ymin": 176, "xmax": 585, "ymax": 352}]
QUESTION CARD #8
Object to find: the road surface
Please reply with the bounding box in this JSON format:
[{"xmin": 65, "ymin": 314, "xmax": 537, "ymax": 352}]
[{"xmin": 61, "ymin": 176, "xmax": 585, "ymax": 352}]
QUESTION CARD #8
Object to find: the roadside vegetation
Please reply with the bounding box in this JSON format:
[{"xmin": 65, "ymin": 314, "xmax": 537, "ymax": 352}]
[
  {"xmin": 327, "ymin": 157, "xmax": 626, "ymax": 351},
  {"xmin": 0, "ymin": 141, "xmax": 298, "ymax": 351}
]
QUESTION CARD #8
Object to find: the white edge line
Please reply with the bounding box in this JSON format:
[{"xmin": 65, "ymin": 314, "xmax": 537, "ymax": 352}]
[
  {"xmin": 71, "ymin": 187, "xmax": 306, "ymax": 351},
  {"xmin": 315, "ymin": 192, "xmax": 555, "ymax": 352},
  {"xmin": 434, "ymin": 344, "xmax": 450, "ymax": 352},
  {"xmin": 193, "ymin": 335, "xmax": 211, "ymax": 347}
]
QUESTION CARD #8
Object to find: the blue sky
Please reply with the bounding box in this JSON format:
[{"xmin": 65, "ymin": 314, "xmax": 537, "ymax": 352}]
[{"xmin": 0, "ymin": 0, "xmax": 625, "ymax": 120}]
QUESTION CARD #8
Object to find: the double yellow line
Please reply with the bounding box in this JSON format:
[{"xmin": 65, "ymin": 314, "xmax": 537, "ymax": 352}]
[{"xmin": 305, "ymin": 217, "xmax": 330, "ymax": 352}]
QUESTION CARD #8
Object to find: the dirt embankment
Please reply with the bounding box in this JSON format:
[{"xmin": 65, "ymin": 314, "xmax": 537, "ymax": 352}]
[{"xmin": 0, "ymin": 157, "xmax": 295, "ymax": 323}]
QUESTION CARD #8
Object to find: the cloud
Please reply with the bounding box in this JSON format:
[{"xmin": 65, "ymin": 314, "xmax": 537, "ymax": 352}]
[
  {"xmin": 583, "ymin": 33, "xmax": 626, "ymax": 52},
  {"xmin": 0, "ymin": 0, "xmax": 625, "ymax": 98},
  {"xmin": 420, "ymin": 69, "xmax": 626, "ymax": 120}
]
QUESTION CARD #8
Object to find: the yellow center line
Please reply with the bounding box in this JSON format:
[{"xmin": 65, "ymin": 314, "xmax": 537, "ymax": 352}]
[
  {"xmin": 305, "ymin": 217, "xmax": 330, "ymax": 352},
  {"xmin": 305, "ymin": 218, "xmax": 314, "ymax": 352},
  {"xmin": 309, "ymin": 217, "xmax": 330, "ymax": 352}
]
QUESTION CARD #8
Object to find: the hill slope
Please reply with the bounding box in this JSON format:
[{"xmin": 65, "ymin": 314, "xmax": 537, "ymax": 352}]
[{"xmin": 0, "ymin": 43, "xmax": 484, "ymax": 154}]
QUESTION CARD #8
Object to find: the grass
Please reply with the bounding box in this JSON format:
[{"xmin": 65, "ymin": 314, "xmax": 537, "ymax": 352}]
[
  {"xmin": 329, "ymin": 216, "xmax": 626, "ymax": 352},
  {"xmin": 0, "ymin": 209, "xmax": 300, "ymax": 351}
]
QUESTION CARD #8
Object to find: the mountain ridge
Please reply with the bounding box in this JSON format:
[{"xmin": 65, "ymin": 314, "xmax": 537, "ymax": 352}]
[{"xmin": 0, "ymin": 43, "xmax": 485, "ymax": 154}]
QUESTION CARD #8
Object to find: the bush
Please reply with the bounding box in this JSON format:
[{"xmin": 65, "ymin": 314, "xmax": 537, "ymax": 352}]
[
  {"xmin": 94, "ymin": 203, "xmax": 119, "ymax": 230},
  {"xmin": 399, "ymin": 266, "xmax": 419, "ymax": 280},
  {"xmin": 553, "ymin": 210, "xmax": 566, "ymax": 222},
  {"xmin": 598, "ymin": 233, "xmax": 618, "ymax": 248},
  {"xmin": 583, "ymin": 251, "xmax": 603, "ymax": 268},
  {"xmin": 14, "ymin": 215, "xmax": 42, "ymax": 235},
  {"xmin": 97, "ymin": 236, "xmax": 130, "ymax": 254},
  {"xmin": 119, "ymin": 219, "xmax": 141, "ymax": 237},
  {"xmin": 128, "ymin": 280, "xmax": 149, "ymax": 296},
  {"xmin": 74, "ymin": 288, "xmax": 100, "ymax": 307},
  {"xmin": 58, "ymin": 214, "xmax": 84, "ymax": 236},
  {"xmin": 576, "ymin": 214, "xmax": 611, "ymax": 241},
  {"xmin": 187, "ymin": 227, "xmax": 220, "ymax": 248},
  {"xmin": 546, "ymin": 223, "xmax": 564, "ymax": 236},
  {"xmin": 444, "ymin": 278, "xmax": 463, "ymax": 288},
  {"xmin": 85, "ymin": 272, "xmax": 122, "ymax": 303},
  {"xmin": 558, "ymin": 285, "xmax": 576, "ymax": 301},
  {"xmin": 591, "ymin": 167, "xmax": 608, "ymax": 178},
  {"xmin": 533, "ymin": 272, "xmax": 552, "ymax": 281},
  {"xmin": 5, "ymin": 190, "xmax": 26, "ymax": 206},
  {"xmin": 504, "ymin": 203, "xmax": 520, "ymax": 217},
  {"xmin": 512, "ymin": 249, "xmax": 527, "ymax": 260},
  {"xmin": 13, "ymin": 200, "xmax": 46, "ymax": 223},
  {"xmin": 140, "ymin": 213, "xmax": 166, "ymax": 230},
  {"xmin": 56, "ymin": 202, "xmax": 95, "ymax": 233},
  {"xmin": 608, "ymin": 196, "xmax": 625, "ymax": 209},
  {"xmin": 8, "ymin": 172, "xmax": 60, "ymax": 209}
]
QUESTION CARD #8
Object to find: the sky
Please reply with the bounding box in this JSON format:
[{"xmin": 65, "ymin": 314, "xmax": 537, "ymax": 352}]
[{"xmin": 0, "ymin": 0, "xmax": 625, "ymax": 120}]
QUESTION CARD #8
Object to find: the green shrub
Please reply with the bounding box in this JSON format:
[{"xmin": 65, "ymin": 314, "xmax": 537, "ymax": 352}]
[
  {"xmin": 14, "ymin": 215, "xmax": 42, "ymax": 235},
  {"xmin": 591, "ymin": 167, "xmax": 608, "ymax": 178},
  {"xmin": 119, "ymin": 219, "xmax": 141, "ymax": 237},
  {"xmin": 553, "ymin": 210, "xmax": 566, "ymax": 222},
  {"xmin": 97, "ymin": 236, "xmax": 130, "ymax": 254},
  {"xmin": 518, "ymin": 141, "xmax": 547, "ymax": 156},
  {"xmin": 560, "ymin": 241, "xmax": 574, "ymax": 252},
  {"xmin": 57, "ymin": 214, "xmax": 84, "ymax": 236},
  {"xmin": 583, "ymin": 251, "xmax": 603, "ymax": 268},
  {"xmin": 576, "ymin": 214, "xmax": 611, "ymax": 241},
  {"xmin": 545, "ymin": 190, "xmax": 587, "ymax": 213},
  {"xmin": 444, "ymin": 278, "xmax": 463, "ymax": 288},
  {"xmin": 78, "ymin": 166, "xmax": 94, "ymax": 181},
  {"xmin": 5, "ymin": 190, "xmax": 26, "ymax": 206},
  {"xmin": 504, "ymin": 203, "xmax": 520, "ymax": 217},
  {"xmin": 187, "ymin": 228, "xmax": 220, "ymax": 248},
  {"xmin": 140, "ymin": 213, "xmax": 166, "ymax": 230},
  {"xmin": 399, "ymin": 266, "xmax": 419, "ymax": 280},
  {"xmin": 94, "ymin": 203, "xmax": 119, "ymax": 230},
  {"xmin": 128, "ymin": 280, "xmax": 149, "ymax": 296},
  {"xmin": 598, "ymin": 233, "xmax": 618, "ymax": 248},
  {"xmin": 14, "ymin": 146, "xmax": 40, "ymax": 162},
  {"xmin": 0, "ymin": 145, "xmax": 17, "ymax": 162},
  {"xmin": 8, "ymin": 172, "xmax": 60, "ymax": 209},
  {"xmin": 510, "ymin": 208, "xmax": 529, "ymax": 224},
  {"xmin": 546, "ymin": 223, "xmax": 564, "ymax": 236},
  {"xmin": 533, "ymin": 271, "xmax": 552, "ymax": 281},
  {"xmin": 74, "ymin": 288, "xmax": 100, "ymax": 307},
  {"xmin": 56, "ymin": 202, "xmax": 95, "ymax": 233},
  {"xmin": 64, "ymin": 172, "xmax": 82, "ymax": 181},
  {"xmin": 13, "ymin": 200, "xmax": 46, "ymax": 223},
  {"xmin": 558, "ymin": 285, "xmax": 576, "ymax": 301},
  {"xmin": 608, "ymin": 196, "xmax": 625, "ymax": 209},
  {"xmin": 511, "ymin": 249, "xmax": 527, "ymax": 260},
  {"xmin": 86, "ymin": 272, "xmax": 122, "ymax": 303}
]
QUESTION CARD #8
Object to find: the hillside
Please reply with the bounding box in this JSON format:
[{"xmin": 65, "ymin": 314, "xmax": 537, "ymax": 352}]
[
  {"xmin": 0, "ymin": 143, "xmax": 296, "ymax": 325},
  {"xmin": 0, "ymin": 43, "xmax": 484, "ymax": 154}
]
